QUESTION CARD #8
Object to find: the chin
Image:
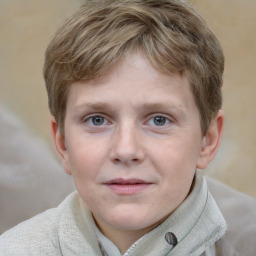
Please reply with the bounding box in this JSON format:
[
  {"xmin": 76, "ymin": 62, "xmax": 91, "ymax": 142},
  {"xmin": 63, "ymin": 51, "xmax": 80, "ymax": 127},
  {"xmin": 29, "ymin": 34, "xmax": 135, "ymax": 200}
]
[{"xmin": 105, "ymin": 209, "xmax": 160, "ymax": 231}]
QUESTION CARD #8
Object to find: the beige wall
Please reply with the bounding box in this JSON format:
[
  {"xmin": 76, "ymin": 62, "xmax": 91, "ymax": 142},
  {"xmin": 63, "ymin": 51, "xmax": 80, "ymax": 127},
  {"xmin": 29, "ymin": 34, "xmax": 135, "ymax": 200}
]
[{"xmin": 1, "ymin": 0, "xmax": 255, "ymax": 197}]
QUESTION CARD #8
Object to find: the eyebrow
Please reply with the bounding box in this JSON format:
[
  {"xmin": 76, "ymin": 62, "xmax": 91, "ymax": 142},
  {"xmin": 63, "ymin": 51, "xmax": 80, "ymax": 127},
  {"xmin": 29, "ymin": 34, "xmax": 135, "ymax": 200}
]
[
  {"xmin": 140, "ymin": 102, "xmax": 187, "ymax": 116},
  {"xmin": 73, "ymin": 102, "xmax": 115, "ymax": 113},
  {"xmin": 141, "ymin": 102, "xmax": 185, "ymax": 111},
  {"xmin": 73, "ymin": 101, "xmax": 186, "ymax": 115}
]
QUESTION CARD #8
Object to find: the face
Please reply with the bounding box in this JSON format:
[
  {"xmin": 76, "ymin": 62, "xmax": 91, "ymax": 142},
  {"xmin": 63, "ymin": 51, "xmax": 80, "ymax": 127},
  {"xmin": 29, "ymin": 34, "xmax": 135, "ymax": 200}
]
[{"xmin": 52, "ymin": 52, "xmax": 221, "ymax": 240}]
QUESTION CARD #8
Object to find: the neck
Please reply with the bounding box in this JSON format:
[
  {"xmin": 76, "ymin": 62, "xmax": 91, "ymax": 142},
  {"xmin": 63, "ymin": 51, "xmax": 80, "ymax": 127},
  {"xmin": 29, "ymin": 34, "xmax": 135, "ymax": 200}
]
[{"xmin": 93, "ymin": 214, "xmax": 171, "ymax": 254}]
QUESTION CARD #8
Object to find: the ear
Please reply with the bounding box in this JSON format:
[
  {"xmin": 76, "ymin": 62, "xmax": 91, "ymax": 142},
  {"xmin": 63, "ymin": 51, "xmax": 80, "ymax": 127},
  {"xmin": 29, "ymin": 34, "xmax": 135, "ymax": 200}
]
[
  {"xmin": 50, "ymin": 116, "xmax": 72, "ymax": 175},
  {"xmin": 196, "ymin": 110, "xmax": 224, "ymax": 169}
]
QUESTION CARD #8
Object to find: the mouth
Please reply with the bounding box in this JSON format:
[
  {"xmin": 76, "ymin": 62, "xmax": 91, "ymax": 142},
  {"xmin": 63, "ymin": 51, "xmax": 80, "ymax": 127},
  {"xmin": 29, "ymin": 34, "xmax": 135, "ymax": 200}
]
[{"xmin": 104, "ymin": 178, "xmax": 153, "ymax": 195}]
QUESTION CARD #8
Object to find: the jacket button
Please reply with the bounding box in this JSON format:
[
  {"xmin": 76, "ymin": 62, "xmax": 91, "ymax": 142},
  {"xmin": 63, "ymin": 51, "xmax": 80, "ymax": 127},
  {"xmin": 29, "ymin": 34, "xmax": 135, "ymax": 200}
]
[{"xmin": 165, "ymin": 232, "xmax": 178, "ymax": 246}]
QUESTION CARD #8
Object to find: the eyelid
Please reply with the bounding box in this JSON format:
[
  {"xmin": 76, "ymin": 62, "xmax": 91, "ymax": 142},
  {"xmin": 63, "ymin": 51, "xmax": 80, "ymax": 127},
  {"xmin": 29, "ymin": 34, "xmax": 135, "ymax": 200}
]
[
  {"xmin": 83, "ymin": 113, "xmax": 112, "ymax": 125},
  {"xmin": 146, "ymin": 113, "xmax": 173, "ymax": 122}
]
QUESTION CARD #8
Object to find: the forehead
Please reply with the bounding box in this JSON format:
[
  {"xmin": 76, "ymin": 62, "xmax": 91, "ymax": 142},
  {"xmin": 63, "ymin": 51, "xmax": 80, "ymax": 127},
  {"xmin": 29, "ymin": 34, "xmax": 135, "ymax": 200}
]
[{"xmin": 66, "ymin": 51, "xmax": 197, "ymax": 113}]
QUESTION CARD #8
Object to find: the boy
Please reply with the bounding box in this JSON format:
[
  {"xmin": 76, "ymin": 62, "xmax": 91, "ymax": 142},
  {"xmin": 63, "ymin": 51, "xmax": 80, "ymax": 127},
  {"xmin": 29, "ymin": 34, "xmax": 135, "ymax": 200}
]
[{"xmin": 0, "ymin": 0, "xmax": 255, "ymax": 255}]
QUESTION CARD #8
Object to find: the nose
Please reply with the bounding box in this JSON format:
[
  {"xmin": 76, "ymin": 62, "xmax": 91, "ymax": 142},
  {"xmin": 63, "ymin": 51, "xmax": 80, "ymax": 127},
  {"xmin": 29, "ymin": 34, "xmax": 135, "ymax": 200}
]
[{"xmin": 110, "ymin": 123, "xmax": 145, "ymax": 165}]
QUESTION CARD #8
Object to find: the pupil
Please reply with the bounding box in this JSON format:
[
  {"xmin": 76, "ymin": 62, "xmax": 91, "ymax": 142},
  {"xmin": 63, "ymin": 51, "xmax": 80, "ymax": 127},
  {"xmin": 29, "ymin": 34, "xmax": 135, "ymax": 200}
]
[
  {"xmin": 92, "ymin": 116, "xmax": 104, "ymax": 126},
  {"xmin": 154, "ymin": 116, "xmax": 166, "ymax": 126}
]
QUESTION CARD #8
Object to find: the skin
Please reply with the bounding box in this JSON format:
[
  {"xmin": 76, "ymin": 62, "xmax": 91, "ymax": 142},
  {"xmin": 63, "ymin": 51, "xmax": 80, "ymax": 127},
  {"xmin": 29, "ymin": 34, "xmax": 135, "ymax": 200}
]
[{"xmin": 51, "ymin": 51, "xmax": 224, "ymax": 253}]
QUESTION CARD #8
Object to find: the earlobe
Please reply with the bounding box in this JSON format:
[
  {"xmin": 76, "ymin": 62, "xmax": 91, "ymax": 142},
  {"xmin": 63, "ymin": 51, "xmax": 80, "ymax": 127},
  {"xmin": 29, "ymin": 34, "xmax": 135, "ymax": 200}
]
[
  {"xmin": 196, "ymin": 110, "xmax": 224, "ymax": 169},
  {"xmin": 50, "ymin": 117, "xmax": 72, "ymax": 175}
]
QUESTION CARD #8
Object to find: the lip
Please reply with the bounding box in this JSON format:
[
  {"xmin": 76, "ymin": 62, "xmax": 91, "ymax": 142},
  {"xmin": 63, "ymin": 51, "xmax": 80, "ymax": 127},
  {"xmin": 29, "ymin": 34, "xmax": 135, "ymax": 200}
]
[{"xmin": 104, "ymin": 178, "xmax": 153, "ymax": 195}]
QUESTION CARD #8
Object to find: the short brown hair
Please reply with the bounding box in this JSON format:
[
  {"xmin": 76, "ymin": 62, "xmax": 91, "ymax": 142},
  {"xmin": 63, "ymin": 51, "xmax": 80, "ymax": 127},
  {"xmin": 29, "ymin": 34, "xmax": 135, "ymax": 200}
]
[{"xmin": 44, "ymin": 0, "xmax": 224, "ymax": 135}]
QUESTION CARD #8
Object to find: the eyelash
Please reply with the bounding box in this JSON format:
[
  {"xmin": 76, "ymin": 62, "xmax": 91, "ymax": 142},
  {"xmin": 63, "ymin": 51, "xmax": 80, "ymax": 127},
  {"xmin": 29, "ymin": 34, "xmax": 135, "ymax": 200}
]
[
  {"xmin": 83, "ymin": 114, "xmax": 172, "ymax": 128},
  {"xmin": 84, "ymin": 114, "xmax": 111, "ymax": 127},
  {"xmin": 146, "ymin": 116, "xmax": 171, "ymax": 126}
]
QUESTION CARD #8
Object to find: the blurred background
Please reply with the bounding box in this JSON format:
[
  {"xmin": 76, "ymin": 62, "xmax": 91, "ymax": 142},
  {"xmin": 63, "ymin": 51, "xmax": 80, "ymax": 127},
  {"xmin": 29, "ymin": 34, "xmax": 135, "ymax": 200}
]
[{"xmin": 0, "ymin": 0, "xmax": 256, "ymax": 198}]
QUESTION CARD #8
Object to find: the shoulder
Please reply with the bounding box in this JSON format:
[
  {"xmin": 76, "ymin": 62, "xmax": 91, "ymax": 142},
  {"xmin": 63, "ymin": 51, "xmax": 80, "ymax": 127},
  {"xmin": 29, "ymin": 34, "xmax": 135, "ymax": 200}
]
[
  {"xmin": 206, "ymin": 176, "xmax": 256, "ymax": 256},
  {"xmin": 0, "ymin": 192, "xmax": 79, "ymax": 255}
]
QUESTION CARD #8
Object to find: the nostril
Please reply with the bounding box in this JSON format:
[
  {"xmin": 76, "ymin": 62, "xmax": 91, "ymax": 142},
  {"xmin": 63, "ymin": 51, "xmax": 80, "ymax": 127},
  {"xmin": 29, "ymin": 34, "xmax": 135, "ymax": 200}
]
[{"xmin": 112, "ymin": 157, "xmax": 142, "ymax": 165}]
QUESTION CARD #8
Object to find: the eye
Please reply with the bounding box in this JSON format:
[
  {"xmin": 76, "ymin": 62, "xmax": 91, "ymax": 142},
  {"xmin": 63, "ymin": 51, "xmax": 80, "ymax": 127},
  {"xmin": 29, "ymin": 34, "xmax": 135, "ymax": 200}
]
[
  {"xmin": 152, "ymin": 116, "xmax": 169, "ymax": 126},
  {"xmin": 86, "ymin": 115, "xmax": 108, "ymax": 126},
  {"xmin": 147, "ymin": 115, "xmax": 170, "ymax": 126}
]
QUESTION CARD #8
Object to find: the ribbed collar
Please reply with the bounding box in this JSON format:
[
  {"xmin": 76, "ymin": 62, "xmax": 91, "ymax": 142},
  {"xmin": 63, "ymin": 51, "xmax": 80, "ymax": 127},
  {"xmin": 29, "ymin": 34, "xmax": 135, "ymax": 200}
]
[{"xmin": 79, "ymin": 171, "xmax": 226, "ymax": 256}]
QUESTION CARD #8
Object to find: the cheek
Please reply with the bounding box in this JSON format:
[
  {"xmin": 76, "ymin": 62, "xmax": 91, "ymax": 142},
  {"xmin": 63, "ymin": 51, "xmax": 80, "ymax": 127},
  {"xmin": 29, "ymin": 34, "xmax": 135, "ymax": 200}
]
[
  {"xmin": 152, "ymin": 143, "xmax": 196, "ymax": 210},
  {"xmin": 68, "ymin": 147, "xmax": 101, "ymax": 203},
  {"xmin": 150, "ymin": 138, "xmax": 192, "ymax": 169},
  {"xmin": 67, "ymin": 136, "xmax": 109, "ymax": 179},
  {"xmin": 149, "ymin": 137, "xmax": 198, "ymax": 186}
]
